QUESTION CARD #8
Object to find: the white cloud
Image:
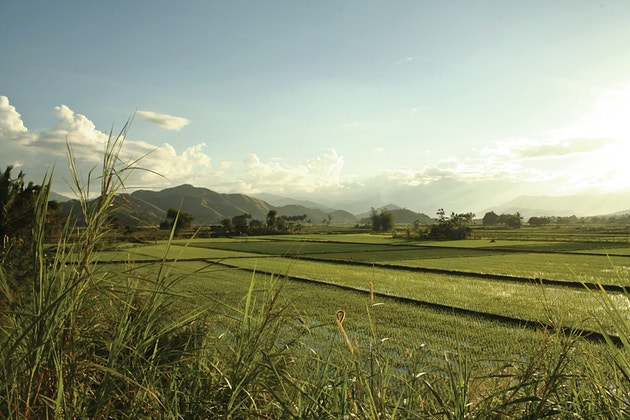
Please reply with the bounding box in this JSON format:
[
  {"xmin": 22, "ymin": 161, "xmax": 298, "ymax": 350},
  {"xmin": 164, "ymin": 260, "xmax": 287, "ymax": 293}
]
[
  {"xmin": 136, "ymin": 110, "xmax": 190, "ymax": 131},
  {"xmin": 481, "ymin": 137, "xmax": 614, "ymax": 160},
  {"xmin": 0, "ymin": 97, "xmax": 347, "ymax": 198},
  {"xmin": 1, "ymin": 93, "xmax": 628, "ymax": 215},
  {"xmin": 378, "ymin": 135, "xmax": 608, "ymax": 189},
  {"xmin": 109, "ymin": 140, "xmax": 215, "ymax": 189},
  {"xmin": 232, "ymin": 149, "xmax": 345, "ymax": 194},
  {"xmin": 0, "ymin": 96, "xmax": 34, "ymax": 144},
  {"xmin": 304, "ymin": 149, "xmax": 344, "ymax": 182},
  {"xmin": 36, "ymin": 105, "xmax": 110, "ymax": 162},
  {"xmin": 0, "ymin": 97, "xmax": 211, "ymax": 195}
]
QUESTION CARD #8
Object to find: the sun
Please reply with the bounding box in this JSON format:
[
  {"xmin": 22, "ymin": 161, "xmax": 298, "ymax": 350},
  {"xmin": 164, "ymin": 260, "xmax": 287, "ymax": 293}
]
[
  {"xmin": 545, "ymin": 85, "xmax": 630, "ymax": 194},
  {"xmin": 581, "ymin": 85, "xmax": 630, "ymax": 141}
]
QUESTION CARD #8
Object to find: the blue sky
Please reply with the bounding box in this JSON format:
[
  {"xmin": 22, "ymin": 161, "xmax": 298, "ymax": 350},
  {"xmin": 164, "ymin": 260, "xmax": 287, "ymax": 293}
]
[{"xmin": 2, "ymin": 1, "xmax": 630, "ymax": 214}]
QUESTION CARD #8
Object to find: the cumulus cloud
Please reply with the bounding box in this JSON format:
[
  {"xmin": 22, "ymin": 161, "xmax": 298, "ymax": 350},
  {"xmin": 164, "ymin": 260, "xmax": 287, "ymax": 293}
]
[
  {"xmin": 234, "ymin": 149, "xmax": 345, "ymax": 194},
  {"xmin": 136, "ymin": 110, "xmax": 190, "ymax": 131},
  {"xmin": 304, "ymin": 149, "xmax": 344, "ymax": 182},
  {"xmin": 125, "ymin": 141, "xmax": 214, "ymax": 188},
  {"xmin": 379, "ymin": 136, "xmax": 599, "ymax": 189},
  {"xmin": 34, "ymin": 104, "xmax": 110, "ymax": 162},
  {"xmin": 0, "ymin": 96, "xmax": 34, "ymax": 144},
  {"xmin": 0, "ymin": 96, "xmax": 349, "ymax": 199},
  {"xmin": 0, "ymin": 97, "xmax": 211, "ymax": 195}
]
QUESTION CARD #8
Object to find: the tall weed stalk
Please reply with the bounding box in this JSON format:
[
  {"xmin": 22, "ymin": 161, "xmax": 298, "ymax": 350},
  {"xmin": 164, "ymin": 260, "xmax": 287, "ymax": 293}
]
[
  {"xmin": 589, "ymin": 280, "xmax": 630, "ymax": 418},
  {"xmin": 0, "ymin": 124, "xmax": 204, "ymax": 418}
]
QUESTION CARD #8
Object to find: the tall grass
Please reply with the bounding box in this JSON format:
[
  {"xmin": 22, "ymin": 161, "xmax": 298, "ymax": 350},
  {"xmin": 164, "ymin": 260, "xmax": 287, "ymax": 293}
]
[
  {"xmin": 1, "ymin": 123, "xmax": 629, "ymax": 418},
  {"xmin": 0, "ymin": 125, "xmax": 208, "ymax": 418}
]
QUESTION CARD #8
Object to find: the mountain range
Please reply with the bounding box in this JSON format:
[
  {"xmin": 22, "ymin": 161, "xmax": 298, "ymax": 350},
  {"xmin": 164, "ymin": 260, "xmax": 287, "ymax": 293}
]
[
  {"xmin": 59, "ymin": 184, "xmax": 360, "ymax": 226},
  {"xmin": 482, "ymin": 192, "xmax": 630, "ymax": 219},
  {"xmin": 55, "ymin": 184, "xmax": 630, "ymax": 227}
]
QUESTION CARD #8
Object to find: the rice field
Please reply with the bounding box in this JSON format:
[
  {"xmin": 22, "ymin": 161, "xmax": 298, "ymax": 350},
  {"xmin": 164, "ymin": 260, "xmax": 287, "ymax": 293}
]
[{"xmin": 98, "ymin": 231, "xmax": 630, "ymax": 365}]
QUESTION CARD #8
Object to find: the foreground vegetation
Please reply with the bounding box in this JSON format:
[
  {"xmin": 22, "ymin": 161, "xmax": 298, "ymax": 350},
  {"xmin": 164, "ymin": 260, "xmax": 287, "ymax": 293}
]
[{"xmin": 2, "ymin": 133, "xmax": 630, "ymax": 418}]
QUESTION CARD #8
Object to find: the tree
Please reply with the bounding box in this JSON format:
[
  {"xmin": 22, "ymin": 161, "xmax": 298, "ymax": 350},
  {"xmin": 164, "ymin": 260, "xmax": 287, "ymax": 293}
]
[
  {"xmin": 161, "ymin": 208, "xmax": 195, "ymax": 232},
  {"xmin": 527, "ymin": 216, "xmax": 550, "ymax": 227},
  {"xmin": 0, "ymin": 166, "xmax": 46, "ymax": 289},
  {"xmin": 482, "ymin": 211, "xmax": 499, "ymax": 226},
  {"xmin": 370, "ymin": 208, "xmax": 395, "ymax": 232},
  {"xmin": 449, "ymin": 212, "xmax": 474, "ymax": 228},
  {"xmin": 248, "ymin": 219, "xmax": 264, "ymax": 234},
  {"xmin": 266, "ymin": 210, "xmax": 278, "ymax": 229},
  {"xmin": 498, "ymin": 212, "xmax": 522, "ymax": 228},
  {"xmin": 370, "ymin": 208, "xmax": 382, "ymax": 231},
  {"xmin": 0, "ymin": 166, "xmax": 40, "ymax": 247},
  {"xmin": 428, "ymin": 209, "xmax": 474, "ymax": 239},
  {"xmin": 220, "ymin": 217, "xmax": 234, "ymax": 235},
  {"xmin": 232, "ymin": 213, "xmax": 252, "ymax": 235},
  {"xmin": 411, "ymin": 219, "xmax": 425, "ymax": 237}
]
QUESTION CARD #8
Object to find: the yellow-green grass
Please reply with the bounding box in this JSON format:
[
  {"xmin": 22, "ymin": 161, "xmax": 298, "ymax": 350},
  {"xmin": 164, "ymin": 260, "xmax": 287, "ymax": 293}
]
[
  {"xmin": 211, "ymin": 256, "xmax": 626, "ymax": 333},
  {"xmin": 101, "ymin": 243, "xmax": 261, "ymax": 261},
  {"xmin": 96, "ymin": 240, "xmax": 630, "ymax": 333},
  {"xmin": 99, "ymin": 259, "xmax": 611, "ymax": 375},
  {"xmin": 368, "ymin": 252, "xmax": 630, "ymax": 285},
  {"xmin": 175, "ymin": 239, "xmax": 630, "ymax": 286},
  {"xmin": 189, "ymin": 238, "xmax": 409, "ymax": 256},
  {"xmin": 99, "ymin": 241, "xmax": 630, "ymax": 335}
]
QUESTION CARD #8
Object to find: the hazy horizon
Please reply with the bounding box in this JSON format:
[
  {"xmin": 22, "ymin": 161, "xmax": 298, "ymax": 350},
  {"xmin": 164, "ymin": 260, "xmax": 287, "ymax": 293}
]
[{"xmin": 2, "ymin": 1, "xmax": 630, "ymax": 215}]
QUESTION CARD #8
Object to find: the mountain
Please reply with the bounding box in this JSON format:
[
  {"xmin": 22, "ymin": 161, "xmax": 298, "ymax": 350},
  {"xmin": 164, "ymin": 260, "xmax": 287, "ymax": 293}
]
[
  {"xmin": 132, "ymin": 184, "xmax": 271, "ymax": 223},
  {"xmin": 389, "ymin": 208, "xmax": 433, "ymax": 224},
  {"xmin": 358, "ymin": 206, "xmax": 433, "ymax": 225},
  {"xmin": 272, "ymin": 204, "xmax": 357, "ymax": 224},
  {"xmin": 487, "ymin": 191, "xmax": 630, "ymax": 218},
  {"xmin": 253, "ymin": 193, "xmax": 337, "ymax": 212},
  {"xmin": 59, "ymin": 184, "xmax": 359, "ymax": 226},
  {"xmin": 58, "ymin": 192, "xmax": 169, "ymax": 227},
  {"xmin": 56, "ymin": 184, "xmax": 630, "ymax": 226},
  {"xmin": 49, "ymin": 191, "xmax": 72, "ymax": 202}
]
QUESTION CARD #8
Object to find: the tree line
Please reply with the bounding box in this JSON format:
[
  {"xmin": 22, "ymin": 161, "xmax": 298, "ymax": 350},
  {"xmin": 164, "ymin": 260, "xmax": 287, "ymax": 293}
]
[
  {"xmin": 483, "ymin": 211, "xmax": 627, "ymax": 227},
  {"xmin": 160, "ymin": 208, "xmax": 309, "ymax": 236},
  {"xmin": 370, "ymin": 207, "xmax": 477, "ymax": 240}
]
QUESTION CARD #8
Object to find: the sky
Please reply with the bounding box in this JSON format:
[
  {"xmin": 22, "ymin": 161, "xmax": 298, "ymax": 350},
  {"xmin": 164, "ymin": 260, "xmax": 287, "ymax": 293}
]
[{"xmin": 2, "ymin": 0, "xmax": 630, "ymax": 215}]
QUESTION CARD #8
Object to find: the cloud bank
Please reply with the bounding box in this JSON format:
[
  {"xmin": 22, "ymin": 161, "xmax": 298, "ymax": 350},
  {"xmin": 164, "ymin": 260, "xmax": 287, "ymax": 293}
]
[
  {"xmin": 0, "ymin": 95, "xmax": 628, "ymax": 214},
  {"xmin": 0, "ymin": 96, "xmax": 347, "ymax": 200}
]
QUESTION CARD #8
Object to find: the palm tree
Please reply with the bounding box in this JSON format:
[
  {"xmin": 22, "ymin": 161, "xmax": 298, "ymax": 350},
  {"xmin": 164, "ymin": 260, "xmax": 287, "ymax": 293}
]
[{"xmin": 0, "ymin": 165, "xmax": 39, "ymax": 249}]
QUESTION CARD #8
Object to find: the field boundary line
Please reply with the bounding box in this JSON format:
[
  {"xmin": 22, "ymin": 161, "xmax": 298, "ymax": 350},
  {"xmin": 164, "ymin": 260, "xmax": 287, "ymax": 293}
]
[
  {"xmin": 210, "ymin": 260, "xmax": 623, "ymax": 347},
  {"xmin": 98, "ymin": 254, "xmax": 628, "ymax": 293},
  {"xmin": 294, "ymin": 255, "xmax": 629, "ymax": 293}
]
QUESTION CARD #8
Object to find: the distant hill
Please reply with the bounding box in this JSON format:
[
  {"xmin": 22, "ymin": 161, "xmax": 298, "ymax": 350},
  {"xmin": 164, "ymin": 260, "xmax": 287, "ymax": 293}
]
[
  {"xmin": 49, "ymin": 191, "xmax": 72, "ymax": 202},
  {"xmin": 131, "ymin": 184, "xmax": 271, "ymax": 223},
  {"xmin": 63, "ymin": 184, "xmax": 630, "ymax": 228},
  {"xmin": 487, "ymin": 191, "xmax": 630, "ymax": 218},
  {"xmin": 358, "ymin": 206, "xmax": 433, "ymax": 225},
  {"xmin": 273, "ymin": 204, "xmax": 357, "ymax": 225},
  {"xmin": 59, "ymin": 193, "xmax": 170, "ymax": 227},
  {"xmin": 253, "ymin": 193, "xmax": 338, "ymax": 212},
  {"xmin": 59, "ymin": 184, "xmax": 359, "ymax": 226}
]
